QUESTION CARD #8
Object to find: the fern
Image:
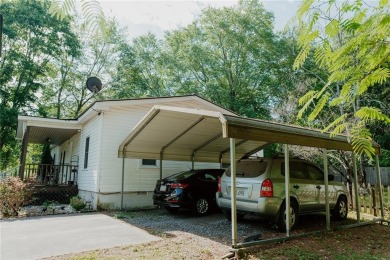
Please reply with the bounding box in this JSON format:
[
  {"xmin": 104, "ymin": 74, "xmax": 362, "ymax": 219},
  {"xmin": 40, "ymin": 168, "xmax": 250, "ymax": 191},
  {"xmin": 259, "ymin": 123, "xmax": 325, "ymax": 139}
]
[
  {"xmin": 329, "ymin": 96, "xmax": 344, "ymax": 107},
  {"xmin": 47, "ymin": 0, "xmax": 104, "ymax": 32},
  {"xmin": 358, "ymin": 68, "xmax": 390, "ymax": 95},
  {"xmin": 298, "ymin": 90, "xmax": 317, "ymax": 106},
  {"xmin": 294, "ymin": 44, "xmax": 311, "ymax": 70},
  {"xmin": 322, "ymin": 114, "xmax": 348, "ymax": 133},
  {"xmin": 308, "ymin": 92, "xmax": 330, "ymax": 121},
  {"xmin": 379, "ymin": 0, "xmax": 390, "ymax": 7},
  {"xmin": 325, "ymin": 19, "xmax": 339, "ymax": 38},
  {"xmin": 297, "ymin": 0, "xmax": 315, "ymax": 20},
  {"xmin": 355, "ymin": 107, "xmax": 390, "ymax": 123},
  {"xmin": 329, "ymin": 122, "xmax": 348, "ymax": 137},
  {"xmin": 49, "ymin": 0, "xmax": 76, "ymax": 19},
  {"xmin": 351, "ymin": 126, "xmax": 375, "ymax": 159}
]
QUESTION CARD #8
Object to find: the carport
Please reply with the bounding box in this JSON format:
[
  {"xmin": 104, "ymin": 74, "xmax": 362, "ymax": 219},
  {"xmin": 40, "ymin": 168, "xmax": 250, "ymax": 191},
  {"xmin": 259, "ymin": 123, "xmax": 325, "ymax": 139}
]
[{"xmin": 118, "ymin": 105, "xmax": 384, "ymax": 249}]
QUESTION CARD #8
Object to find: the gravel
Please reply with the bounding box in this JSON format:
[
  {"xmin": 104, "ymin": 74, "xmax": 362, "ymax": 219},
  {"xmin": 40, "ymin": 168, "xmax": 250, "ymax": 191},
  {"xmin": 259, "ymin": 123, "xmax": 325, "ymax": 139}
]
[{"xmin": 109, "ymin": 208, "xmax": 277, "ymax": 245}]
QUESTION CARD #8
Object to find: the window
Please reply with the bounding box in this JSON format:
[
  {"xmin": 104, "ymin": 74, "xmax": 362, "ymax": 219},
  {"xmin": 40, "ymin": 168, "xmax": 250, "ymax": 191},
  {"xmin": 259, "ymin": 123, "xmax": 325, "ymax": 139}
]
[
  {"xmin": 141, "ymin": 159, "xmax": 158, "ymax": 167},
  {"xmin": 226, "ymin": 160, "xmax": 268, "ymax": 178},
  {"xmin": 306, "ymin": 164, "xmax": 324, "ymax": 181},
  {"xmin": 84, "ymin": 137, "xmax": 90, "ymax": 169},
  {"xmin": 281, "ymin": 162, "xmax": 307, "ymax": 179}
]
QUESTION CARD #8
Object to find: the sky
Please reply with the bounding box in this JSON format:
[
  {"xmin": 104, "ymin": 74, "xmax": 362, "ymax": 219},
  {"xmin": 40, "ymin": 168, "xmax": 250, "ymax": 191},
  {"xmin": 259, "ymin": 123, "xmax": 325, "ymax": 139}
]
[{"xmin": 99, "ymin": 0, "xmax": 302, "ymax": 39}]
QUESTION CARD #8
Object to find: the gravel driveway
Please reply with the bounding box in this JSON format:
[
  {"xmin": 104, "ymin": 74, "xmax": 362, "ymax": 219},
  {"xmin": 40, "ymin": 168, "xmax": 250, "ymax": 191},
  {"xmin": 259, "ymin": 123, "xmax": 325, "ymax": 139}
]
[
  {"xmin": 108, "ymin": 207, "xmax": 355, "ymax": 245},
  {"xmin": 109, "ymin": 208, "xmax": 277, "ymax": 245},
  {"xmin": 43, "ymin": 208, "xmax": 356, "ymax": 259}
]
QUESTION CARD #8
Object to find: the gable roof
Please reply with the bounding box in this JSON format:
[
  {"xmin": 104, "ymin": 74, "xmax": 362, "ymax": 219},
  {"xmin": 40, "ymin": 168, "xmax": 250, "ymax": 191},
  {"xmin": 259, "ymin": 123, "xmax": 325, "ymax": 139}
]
[{"xmin": 16, "ymin": 95, "xmax": 235, "ymax": 145}]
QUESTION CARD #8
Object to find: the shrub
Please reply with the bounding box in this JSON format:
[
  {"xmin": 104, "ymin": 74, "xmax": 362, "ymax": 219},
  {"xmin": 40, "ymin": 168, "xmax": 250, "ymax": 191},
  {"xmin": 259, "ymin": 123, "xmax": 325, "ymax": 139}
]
[
  {"xmin": 70, "ymin": 196, "xmax": 86, "ymax": 211},
  {"xmin": 0, "ymin": 177, "xmax": 35, "ymax": 217}
]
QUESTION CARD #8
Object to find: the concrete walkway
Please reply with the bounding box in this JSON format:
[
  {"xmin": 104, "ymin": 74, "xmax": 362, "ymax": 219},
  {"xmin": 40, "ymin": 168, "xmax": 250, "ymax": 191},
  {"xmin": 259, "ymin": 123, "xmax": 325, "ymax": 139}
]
[{"xmin": 0, "ymin": 213, "xmax": 160, "ymax": 260}]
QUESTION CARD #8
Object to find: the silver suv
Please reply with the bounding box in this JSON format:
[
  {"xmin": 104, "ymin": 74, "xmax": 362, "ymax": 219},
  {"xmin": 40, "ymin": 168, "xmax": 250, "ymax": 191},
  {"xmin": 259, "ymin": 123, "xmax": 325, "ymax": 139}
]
[{"xmin": 216, "ymin": 157, "xmax": 348, "ymax": 231}]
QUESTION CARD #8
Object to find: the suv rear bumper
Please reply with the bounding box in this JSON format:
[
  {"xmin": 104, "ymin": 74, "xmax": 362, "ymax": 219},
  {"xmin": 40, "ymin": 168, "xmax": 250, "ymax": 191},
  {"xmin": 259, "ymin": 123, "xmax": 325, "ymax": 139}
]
[{"xmin": 216, "ymin": 192, "xmax": 282, "ymax": 218}]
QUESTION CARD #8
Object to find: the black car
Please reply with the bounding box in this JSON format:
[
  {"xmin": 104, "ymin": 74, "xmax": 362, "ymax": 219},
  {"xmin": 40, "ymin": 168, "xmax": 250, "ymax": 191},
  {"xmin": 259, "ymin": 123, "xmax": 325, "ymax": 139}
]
[{"xmin": 153, "ymin": 169, "xmax": 225, "ymax": 216}]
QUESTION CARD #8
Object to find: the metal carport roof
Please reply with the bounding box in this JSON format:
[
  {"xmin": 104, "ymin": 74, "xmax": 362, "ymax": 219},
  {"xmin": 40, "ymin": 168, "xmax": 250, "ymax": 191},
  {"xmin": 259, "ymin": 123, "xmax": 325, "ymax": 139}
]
[
  {"xmin": 118, "ymin": 105, "xmax": 380, "ymax": 160},
  {"xmin": 118, "ymin": 105, "xmax": 384, "ymax": 252}
]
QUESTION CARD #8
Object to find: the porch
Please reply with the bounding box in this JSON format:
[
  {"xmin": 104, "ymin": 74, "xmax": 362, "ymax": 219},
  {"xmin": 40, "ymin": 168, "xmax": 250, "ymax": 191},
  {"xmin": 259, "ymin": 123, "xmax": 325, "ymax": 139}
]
[{"xmin": 13, "ymin": 116, "xmax": 82, "ymax": 204}]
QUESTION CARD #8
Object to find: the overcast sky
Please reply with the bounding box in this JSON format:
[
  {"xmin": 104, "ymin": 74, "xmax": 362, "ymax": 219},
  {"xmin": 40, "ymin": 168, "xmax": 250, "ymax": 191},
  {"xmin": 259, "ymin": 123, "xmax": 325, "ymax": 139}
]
[{"xmin": 100, "ymin": 0, "xmax": 301, "ymax": 39}]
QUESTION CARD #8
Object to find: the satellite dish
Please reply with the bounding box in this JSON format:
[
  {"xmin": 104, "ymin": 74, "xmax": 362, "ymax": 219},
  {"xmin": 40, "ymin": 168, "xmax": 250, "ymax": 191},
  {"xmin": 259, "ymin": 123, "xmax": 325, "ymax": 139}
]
[{"xmin": 86, "ymin": 77, "xmax": 102, "ymax": 93}]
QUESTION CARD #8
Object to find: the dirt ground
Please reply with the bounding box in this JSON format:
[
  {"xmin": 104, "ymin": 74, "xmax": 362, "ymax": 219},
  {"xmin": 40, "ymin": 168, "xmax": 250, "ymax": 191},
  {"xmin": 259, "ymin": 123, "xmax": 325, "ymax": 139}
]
[{"xmin": 45, "ymin": 210, "xmax": 390, "ymax": 260}]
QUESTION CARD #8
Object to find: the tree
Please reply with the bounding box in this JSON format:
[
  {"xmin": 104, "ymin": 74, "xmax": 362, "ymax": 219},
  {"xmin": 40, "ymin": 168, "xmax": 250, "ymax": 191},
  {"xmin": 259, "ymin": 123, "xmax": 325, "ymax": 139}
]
[
  {"xmin": 39, "ymin": 17, "xmax": 126, "ymax": 118},
  {"xmin": 163, "ymin": 0, "xmax": 279, "ymax": 119},
  {"xmin": 294, "ymin": 0, "xmax": 390, "ymax": 158},
  {"xmin": 0, "ymin": 0, "xmax": 79, "ymax": 169},
  {"xmin": 110, "ymin": 33, "xmax": 171, "ymax": 99}
]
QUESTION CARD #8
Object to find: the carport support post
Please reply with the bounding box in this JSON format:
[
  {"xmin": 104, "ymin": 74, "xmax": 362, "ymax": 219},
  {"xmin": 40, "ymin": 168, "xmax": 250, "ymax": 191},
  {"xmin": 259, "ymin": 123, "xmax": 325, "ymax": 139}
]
[
  {"xmin": 284, "ymin": 144, "xmax": 290, "ymax": 237},
  {"xmin": 375, "ymin": 155, "xmax": 384, "ymax": 220},
  {"xmin": 323, "ymin": 149, "xmax": 330, "ymax": 230},
  {"xmin": 160, "ymin": 151, "xmax": 163, "ymax": 182},
  {"xmin": 230, "ymin": 138, "xmax": 238, "ymax": 248},
  {"xmin": 352, "ymin": 153, "xmax": 360, "ymax": 222}
]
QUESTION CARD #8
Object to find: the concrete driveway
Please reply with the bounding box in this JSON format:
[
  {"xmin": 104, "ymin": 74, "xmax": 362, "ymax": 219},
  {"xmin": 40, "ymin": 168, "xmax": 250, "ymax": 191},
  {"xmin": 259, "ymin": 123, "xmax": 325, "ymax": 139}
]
[{"xmin": 0, "ymin": 213, "xmax": 160, "ymax": 260}]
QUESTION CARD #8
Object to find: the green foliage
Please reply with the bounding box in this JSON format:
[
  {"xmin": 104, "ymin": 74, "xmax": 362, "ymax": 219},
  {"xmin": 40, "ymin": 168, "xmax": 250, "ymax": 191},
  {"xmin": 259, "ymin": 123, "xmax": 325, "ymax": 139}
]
[
  {"xmin": 0, "ymin": 0, "xmax": 79, "ymax": 169},
  {"xmin": 294, "ymin": 0, "xmax": 390, "ymax": 158},
  {"xmin": 48, "ymin": 0, "xmax": 104, "ymax": 33},
  {"xmin": 0, "ymin": 177, "xmax": 35, "ymax": 217},
  {"xmin": 113, "ymin": 0, "xmax": 295, "ymax": 120},
  {"xmin": 70, "ymin": 196, "xmax": 86, "ymax": 211}
]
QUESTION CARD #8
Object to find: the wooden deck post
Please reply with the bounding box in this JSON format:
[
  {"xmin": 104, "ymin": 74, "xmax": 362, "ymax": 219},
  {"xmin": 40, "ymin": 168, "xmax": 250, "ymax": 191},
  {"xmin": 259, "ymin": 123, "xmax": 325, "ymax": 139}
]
[
  {"xmin": 375, "ymin": 155, "xmax": 384, "ymax": 220},
  {"xmin": 19, "ymin": 126, "xmax": 30, "ymax": 180}
]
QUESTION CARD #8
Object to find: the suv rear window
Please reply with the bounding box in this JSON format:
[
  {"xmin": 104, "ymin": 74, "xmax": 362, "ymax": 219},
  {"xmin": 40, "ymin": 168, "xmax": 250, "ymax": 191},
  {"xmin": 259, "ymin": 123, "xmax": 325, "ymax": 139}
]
[{"xmin": 226, "ymin": 160, "xmax": 268, "ymax": 178}]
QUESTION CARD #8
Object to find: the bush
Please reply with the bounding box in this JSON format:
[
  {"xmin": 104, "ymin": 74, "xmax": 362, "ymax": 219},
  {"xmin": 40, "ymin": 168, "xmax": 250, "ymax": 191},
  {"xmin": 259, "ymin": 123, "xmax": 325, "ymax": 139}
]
[
  {"xmin": 0, "ymin": 177, "xmax": 35, "ymax": 217},
  {"xmin": 70, "ymin": 196, "xmax": 86, "ymax": 211}
]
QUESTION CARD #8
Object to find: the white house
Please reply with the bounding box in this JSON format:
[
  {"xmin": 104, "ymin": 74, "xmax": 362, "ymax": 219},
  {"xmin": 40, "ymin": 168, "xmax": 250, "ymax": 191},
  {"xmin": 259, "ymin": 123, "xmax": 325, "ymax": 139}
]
[{"xmin": 16, "ymin": 95, "xmax": 236, "ymax": 209}]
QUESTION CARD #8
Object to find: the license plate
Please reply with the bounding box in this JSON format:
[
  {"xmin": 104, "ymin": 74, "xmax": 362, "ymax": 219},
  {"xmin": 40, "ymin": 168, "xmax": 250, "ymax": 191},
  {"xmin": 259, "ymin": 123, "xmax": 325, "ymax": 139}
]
[
  {"xmin": 236, "ymin": 188, "xmax": 245, "ymax": 196},
  {"xmin": 160, "ymin": 185, "xmax": 167, "ymax": 192}
]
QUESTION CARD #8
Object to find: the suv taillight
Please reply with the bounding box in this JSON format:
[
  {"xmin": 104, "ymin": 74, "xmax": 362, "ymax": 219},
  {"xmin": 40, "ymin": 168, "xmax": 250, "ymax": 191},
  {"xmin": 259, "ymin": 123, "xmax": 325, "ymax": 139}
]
[
  {"xmin": 260, "ymin": 179, "xmax": 273, "ymax": 197},
  {"xmin": 170, "ymin": 183, "xmax": 189, "ymax": 189},
  {"xmin": 217, "ymin": 178, "xmax": 222, "ymax": 192}
]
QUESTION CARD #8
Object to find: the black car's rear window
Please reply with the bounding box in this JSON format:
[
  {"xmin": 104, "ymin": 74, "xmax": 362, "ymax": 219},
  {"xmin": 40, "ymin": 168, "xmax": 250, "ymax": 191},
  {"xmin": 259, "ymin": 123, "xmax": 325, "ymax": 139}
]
[
  {"xmin": 166, "ymin": 170, "xmax": 197, "ymax": 181},
  {"xmin": 226, "ymin": 160, "xmax": 268, "ymax": 178}
]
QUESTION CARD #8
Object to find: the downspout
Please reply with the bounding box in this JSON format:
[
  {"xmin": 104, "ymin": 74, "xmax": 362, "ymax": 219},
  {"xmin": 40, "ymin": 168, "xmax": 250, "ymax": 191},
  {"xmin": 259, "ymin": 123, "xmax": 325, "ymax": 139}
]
[
  {"xmin": 97, "ymin": 112, "xmax": 104, "ymax": 196},
  {"xmin": 121, "ymin": 148, "xmax": 125, "ymax": 210}
]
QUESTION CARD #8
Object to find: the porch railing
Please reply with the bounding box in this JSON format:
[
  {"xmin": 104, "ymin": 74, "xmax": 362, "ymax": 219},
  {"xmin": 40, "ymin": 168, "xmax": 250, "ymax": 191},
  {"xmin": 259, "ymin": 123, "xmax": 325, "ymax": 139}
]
[{"xmin": 23, "ymin": 164, "xmax": 78, "ymax": 185}]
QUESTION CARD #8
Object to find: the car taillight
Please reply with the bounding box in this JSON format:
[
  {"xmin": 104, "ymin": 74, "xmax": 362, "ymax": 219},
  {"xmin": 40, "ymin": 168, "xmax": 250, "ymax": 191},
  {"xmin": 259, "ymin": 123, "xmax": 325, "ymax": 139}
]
[
  {"xmin": 260, "ymin": 179, "xmax": 273, "ymax": 197},
  {"xmin": 170, "ymin": 183, "xmax": 189, "ymax": 189},
  {"xmin": 217, "ymin": 178, "xmax": 222, "ymax": 192}
]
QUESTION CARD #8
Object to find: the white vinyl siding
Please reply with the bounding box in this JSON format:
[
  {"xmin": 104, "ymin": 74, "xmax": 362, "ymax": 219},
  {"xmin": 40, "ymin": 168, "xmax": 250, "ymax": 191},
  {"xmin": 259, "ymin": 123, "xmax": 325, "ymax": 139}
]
[
  {"xmin": 78, "ymin": 116, "xmax": 100, "ymax": 192},
  {"xmin": 99, "ymin": 100, "xmax": 222, "ymax": 193}
]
